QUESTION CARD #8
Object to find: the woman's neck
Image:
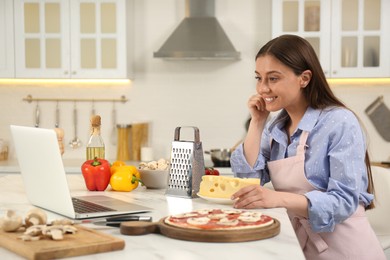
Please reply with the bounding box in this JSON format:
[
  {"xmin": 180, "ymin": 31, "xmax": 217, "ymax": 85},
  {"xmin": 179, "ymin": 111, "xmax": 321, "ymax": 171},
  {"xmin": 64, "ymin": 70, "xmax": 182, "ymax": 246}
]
[{"xmin": 285, "ymin": 105, "xmax": 309, "ymax": 137}]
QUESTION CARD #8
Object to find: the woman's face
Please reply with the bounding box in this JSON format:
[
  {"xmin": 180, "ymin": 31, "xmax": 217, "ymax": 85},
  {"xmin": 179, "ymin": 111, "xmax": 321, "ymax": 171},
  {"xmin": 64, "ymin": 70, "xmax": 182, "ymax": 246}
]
[{"xmin": 255, "ymin": 54, "xmax": 309, "ymax": 114}]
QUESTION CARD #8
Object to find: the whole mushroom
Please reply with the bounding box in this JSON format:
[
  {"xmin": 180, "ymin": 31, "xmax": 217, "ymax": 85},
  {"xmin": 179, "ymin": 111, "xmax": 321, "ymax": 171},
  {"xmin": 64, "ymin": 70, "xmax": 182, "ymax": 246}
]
[
  {"xmin": 25, "ymin": 208, "xmax": 47, "ymax": 227},
  {"xmin": 0, "ymin": 210, "xmax": 23, "ymax": 232}
]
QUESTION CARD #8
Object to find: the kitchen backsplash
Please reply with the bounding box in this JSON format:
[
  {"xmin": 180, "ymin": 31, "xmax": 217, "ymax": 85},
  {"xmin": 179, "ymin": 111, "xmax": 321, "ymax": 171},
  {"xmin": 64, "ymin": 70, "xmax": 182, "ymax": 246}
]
[{"xmin": 1, "ymin": 0, "xmax": 390, "ymax": 163}]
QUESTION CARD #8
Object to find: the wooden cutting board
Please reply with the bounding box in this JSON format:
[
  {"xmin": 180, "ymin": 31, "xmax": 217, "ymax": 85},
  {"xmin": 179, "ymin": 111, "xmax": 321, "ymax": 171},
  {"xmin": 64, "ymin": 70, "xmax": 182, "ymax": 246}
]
[
  {"xmin": 120, "ymin": 218, "xmax": 280, "ymax": 242},
  {"xmin": 0, "ymin": 225, "xmax": 125, "ymax": 260}
]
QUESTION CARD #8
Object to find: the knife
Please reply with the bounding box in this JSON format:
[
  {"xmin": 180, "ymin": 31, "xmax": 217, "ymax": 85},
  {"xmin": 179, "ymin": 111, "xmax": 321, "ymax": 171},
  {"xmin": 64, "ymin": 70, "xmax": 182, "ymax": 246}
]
[
  {"xmin": 92, "ymin": 221, "xmax": 129, "ymax": 227},
  {"xmin": 81, "ymin": 216, "xmax": 153, "ymax": 227}
]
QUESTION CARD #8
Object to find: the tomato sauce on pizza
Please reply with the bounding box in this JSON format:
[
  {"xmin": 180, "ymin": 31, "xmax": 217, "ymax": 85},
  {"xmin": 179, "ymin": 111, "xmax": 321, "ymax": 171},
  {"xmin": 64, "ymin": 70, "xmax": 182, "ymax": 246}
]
[{"xmin": 164, "ymin": 209, "xmax": 274, "ymax": 230}]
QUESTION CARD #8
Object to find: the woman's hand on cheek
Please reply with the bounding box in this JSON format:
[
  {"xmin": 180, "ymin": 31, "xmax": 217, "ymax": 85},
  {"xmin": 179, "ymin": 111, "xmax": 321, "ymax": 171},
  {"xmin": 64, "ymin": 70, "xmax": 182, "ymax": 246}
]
[
  {"xmin": 232, "ymin": 185, "xmax": 279, "ymax": 209},
  {"xmin": 248, "ymin": 94, "xmax": 269, "ymax": 121}
]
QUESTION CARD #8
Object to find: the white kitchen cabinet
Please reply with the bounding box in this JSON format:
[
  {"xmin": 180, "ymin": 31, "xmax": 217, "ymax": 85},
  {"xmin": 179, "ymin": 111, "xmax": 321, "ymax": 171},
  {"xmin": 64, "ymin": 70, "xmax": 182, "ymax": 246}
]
[
  {"xmin": 14, "ymin": 0, "xmax": 129, "ymax": 79},
  {"xmin": 0, "ymin": 0, "xmax": 15, "ymax": 78},
  {"xmin": 272, "ymin": 0, "xmax": 390, "ymax": 78}
]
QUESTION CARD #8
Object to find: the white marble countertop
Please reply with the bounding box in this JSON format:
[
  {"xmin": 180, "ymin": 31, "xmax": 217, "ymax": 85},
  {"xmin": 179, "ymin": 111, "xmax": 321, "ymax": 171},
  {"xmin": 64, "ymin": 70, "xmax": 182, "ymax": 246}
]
[
  {"xmin": 0, "ymin": 174, "xmax": 305, "ymax": 260},
  {"xmin": 0, "ymin": 159, "xmax": 86, "ymax": 174},
  {"xmin": 0, "ymin": 159, "xmax": 233, "ymax": 175}
]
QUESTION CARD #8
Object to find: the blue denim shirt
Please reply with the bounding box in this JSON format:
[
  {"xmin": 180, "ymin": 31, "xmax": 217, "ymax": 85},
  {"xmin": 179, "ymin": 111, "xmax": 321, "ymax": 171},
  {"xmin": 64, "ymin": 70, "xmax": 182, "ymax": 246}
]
[{"xmin": 230, "ymin": 106, "xmax": 373, "ymax": 232}]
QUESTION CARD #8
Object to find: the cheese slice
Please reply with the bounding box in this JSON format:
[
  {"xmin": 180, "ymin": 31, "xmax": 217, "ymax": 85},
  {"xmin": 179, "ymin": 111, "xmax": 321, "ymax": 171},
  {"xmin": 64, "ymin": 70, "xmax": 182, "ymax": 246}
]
[{"xmin": 199, "ymin": 175, "xmax": 260, "ymax": 198}]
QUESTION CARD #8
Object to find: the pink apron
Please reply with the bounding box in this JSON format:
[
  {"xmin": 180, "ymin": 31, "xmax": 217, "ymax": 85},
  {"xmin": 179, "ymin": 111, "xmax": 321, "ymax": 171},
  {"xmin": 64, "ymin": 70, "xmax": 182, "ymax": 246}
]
[{"xmin": 267, "ymin": 131, "xmax": 385, "ymax": 259}]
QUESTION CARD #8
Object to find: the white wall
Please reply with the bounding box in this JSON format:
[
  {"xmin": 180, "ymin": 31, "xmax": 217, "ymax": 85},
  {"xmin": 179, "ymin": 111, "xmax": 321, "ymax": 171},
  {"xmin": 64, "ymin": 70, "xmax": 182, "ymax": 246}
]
[{"xmin": 1, "ymin": 0, "xmax": 390, "ymax": 163}]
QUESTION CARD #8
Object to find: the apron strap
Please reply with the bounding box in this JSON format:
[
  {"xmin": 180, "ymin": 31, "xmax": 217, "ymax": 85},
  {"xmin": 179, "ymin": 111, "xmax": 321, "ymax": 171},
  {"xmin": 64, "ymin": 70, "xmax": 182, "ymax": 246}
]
[
  {"xmin": 296, "ymin": 131, "xmax": 309, "ymax": 156},
  {"xmin": 292, "ymin": 216, "xmax": 329, "ymax": 253}
]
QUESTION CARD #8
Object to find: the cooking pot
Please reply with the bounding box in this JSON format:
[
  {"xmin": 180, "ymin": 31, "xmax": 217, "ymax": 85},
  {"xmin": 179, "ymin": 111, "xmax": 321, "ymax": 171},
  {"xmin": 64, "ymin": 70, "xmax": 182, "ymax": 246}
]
[{"xmin": 205, "ymin": 149, "xmax": 232, "ymax": 167}]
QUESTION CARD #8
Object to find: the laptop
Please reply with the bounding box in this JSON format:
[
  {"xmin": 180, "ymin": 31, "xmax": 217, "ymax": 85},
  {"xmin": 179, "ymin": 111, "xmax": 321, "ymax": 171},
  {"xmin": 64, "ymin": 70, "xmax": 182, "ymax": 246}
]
[{"xmin": 10, "ymin": 125, "xmax": 151, "ymax": 219}]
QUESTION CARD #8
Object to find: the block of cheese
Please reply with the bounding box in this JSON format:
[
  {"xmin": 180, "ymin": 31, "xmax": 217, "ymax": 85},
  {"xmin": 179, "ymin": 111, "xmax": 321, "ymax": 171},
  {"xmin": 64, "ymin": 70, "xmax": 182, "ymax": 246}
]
[{"xmin": 199, "ymin": 175, "xmax": 260, "ymax": 198}]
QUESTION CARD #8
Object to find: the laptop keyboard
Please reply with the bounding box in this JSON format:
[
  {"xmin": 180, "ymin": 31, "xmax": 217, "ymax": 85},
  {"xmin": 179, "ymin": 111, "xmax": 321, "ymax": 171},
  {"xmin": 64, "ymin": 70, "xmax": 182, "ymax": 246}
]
[{"xmin": 72, "ymin": 198, "xmax": 115, "ymax": 213}]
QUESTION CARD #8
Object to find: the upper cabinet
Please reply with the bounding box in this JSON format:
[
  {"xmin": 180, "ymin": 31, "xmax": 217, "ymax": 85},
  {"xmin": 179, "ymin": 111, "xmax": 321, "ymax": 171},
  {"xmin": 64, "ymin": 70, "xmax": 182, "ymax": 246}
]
[
  {"xmin": 272, "ymin": 0, "xmax": 390, "ymax": 78},
  {"xmin": 13, "ymin": 0, "xmax": 130, "ymax": 79},
  {"xmin": 0, "ymin": 0, "xmax": 15, "ymax": 78}
]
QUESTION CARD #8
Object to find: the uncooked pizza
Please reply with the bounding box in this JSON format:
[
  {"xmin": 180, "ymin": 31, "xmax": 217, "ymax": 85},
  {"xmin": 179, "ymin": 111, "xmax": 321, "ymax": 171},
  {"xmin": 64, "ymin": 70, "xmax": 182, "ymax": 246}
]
[{"xmin": 164, "ymin": 209, "xmax": 274, "ymax": 230}]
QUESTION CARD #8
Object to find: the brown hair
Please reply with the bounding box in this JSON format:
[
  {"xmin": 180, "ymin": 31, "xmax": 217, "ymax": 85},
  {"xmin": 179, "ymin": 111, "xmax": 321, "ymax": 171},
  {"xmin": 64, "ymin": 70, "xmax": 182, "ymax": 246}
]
[{"xmin": 256, "ymin": 35, "xmax": 374, "ymax": 209}]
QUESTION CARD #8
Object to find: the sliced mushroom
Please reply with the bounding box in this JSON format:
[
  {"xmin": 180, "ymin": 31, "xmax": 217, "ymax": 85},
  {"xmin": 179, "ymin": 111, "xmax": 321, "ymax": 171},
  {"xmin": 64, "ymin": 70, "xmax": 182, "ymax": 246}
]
[
  {"xmin": 42, "ymin": 225, "xmax": 77, "ymax": 240},
  {"xmin": 25, "ymin": 208, "xmax": 47, "ymax": 227},
  {"xmin": 62, "ymin": 225, "xmax": 77, "ymax": 234},
  {"xmin": 42, "ymin": 226, "xmax": 64, "ymax": 240},
  {"xmin": 24, "ymin": 225, "xmax": 45, "ymax": 236},
  {"xmin": 50, "ymin": 218, "xmax": 74, "ymax": 226},
  {"xmin": 19, "ymin": 234, "xmax": 41, "ymax": 241},
  {"xmin": 0, "ymin": 210, "xmax": 23, "ymax": 232}
]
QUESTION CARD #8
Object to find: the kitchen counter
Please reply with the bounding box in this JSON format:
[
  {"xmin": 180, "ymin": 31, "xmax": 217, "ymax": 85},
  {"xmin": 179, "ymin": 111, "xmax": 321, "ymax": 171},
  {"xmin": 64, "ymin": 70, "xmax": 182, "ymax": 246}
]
[
  {"xmin": 0, "ymin": 159, "xmax": 86, "ymax": 174},
  {"xmin": 0, "ymin": 174, "xmax": 305, "ymax": 259},
  {"xmin": 0, "ymin": 159, "xmax": 234, "ymax": 175}
]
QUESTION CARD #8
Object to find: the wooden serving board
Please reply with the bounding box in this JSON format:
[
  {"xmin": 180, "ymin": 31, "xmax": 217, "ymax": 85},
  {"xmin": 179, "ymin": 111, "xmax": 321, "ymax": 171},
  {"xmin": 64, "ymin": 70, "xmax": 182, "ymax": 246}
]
[
  {"xmin": 0, "ymin": 225, "xmax": 125, "ymax": 260},
  {"xmin": 120, "ymin": 218, "xmax": 280, "ymax": 242}
]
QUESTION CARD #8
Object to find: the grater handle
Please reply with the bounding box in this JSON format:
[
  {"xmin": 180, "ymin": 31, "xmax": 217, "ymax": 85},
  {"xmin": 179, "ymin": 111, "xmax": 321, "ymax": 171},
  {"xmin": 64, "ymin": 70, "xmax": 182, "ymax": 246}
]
[{"xmin": 174, "ymin": 126, "xmax": 201, "ymax": 143}]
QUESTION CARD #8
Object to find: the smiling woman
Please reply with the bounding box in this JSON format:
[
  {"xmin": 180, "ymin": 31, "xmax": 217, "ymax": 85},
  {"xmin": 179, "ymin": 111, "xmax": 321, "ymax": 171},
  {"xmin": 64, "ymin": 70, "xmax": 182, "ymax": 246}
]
[{"xmin": 230, "ymin": 34, "xmax": 385, "ymax": 260}]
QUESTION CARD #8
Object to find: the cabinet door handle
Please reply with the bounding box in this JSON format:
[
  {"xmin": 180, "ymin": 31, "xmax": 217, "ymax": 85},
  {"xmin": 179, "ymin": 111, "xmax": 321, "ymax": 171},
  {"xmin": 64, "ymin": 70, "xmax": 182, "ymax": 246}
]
[
  {"xmin": 64, "ymin": 71, "xmax": 69, "ymax": 75},
  {"xmin": 72, "ymin": 71, "xmax": 77, "ymax": 75}
]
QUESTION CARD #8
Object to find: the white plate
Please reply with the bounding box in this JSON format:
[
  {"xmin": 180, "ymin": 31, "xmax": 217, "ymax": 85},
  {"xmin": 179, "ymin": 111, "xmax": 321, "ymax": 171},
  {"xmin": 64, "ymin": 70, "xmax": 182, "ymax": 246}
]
[{"xmin": 197, "ymin": 193, "xmax": 235, "ymax": 205}]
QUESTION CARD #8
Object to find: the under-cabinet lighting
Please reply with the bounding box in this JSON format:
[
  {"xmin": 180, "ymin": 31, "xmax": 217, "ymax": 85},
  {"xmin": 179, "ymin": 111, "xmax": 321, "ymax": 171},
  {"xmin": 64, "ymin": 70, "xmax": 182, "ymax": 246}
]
[
  {"xmin": 0, "ymin": 78, "xmax": 131, "ymax": 86},
  {"xmin": 328, "ymin": 78, "xmax": 390, "ymax": 85}
]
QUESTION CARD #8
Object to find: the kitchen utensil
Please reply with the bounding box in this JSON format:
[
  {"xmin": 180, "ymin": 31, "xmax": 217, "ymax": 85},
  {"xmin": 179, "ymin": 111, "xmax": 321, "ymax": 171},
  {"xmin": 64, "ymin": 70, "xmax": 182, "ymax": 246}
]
[
  {"xmin": 77, "ymin": 216, "xmax": 153, "ymax": 227},
  {"xmin": 166, "ymin": 126, "xmax": 205, "ymax": 198},
  {"xmin": 205, "ymin": 148, "xmax": 232, "ymax": 167},
  {"xmin": 0, "ymin": 139, "xmax": 8, "ymax": 161},
  {"xmin": 90, "ymin": 100, "xmax": 96, "ymax": 116},
  {"xmin": 84, "ymin": 215, "xmax": 153, "ymax": 227},
  {"xmin": 120, "ymin": 217, "xmax": 280, "ymax": 242},
  {"xmin": 0, "ymin": 225, "xmax": 124, "ymax": 260},
  {"xmin": 69, "ymin": 103, "xmax": 82, "ymax": 148},
  {"xmin": 34, "ymin": 102, "xmax": 40, "ymax": 128},
  {"xmin": 111, "ymin": 102, "xmax": 117, "ymax": 145},
  {"xmin": 54, "ymin": 101, "xmax": 60, "ymax": 127},
  {"xmin": 365, "ymin": 96, "xmax": 390, "ymax": 141},
  {"xmin": 54, "ymin": 102, "xmax": 65, "ymax": 155}
]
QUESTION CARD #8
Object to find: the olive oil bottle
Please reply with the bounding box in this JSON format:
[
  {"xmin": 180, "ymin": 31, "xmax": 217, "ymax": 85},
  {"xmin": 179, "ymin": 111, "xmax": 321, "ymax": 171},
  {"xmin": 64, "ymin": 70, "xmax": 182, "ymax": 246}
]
[{"xmin": 86, "ymin": 115, "xmax": 105, "ymax": 160}]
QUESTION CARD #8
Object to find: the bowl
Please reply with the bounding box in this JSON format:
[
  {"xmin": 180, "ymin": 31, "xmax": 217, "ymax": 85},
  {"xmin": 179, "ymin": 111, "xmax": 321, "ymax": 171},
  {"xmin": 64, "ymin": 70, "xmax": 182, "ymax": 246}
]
[{"xmin": 139, "ymin": 169, "xmax": 169, "ymax": 189}]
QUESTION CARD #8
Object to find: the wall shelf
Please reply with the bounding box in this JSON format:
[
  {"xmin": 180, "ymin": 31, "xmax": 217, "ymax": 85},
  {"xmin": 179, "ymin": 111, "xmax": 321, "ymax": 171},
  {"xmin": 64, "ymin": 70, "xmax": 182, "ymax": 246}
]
[{"xmin": 22, "ymin": 94, "xmax": 128, "ymax": 103}]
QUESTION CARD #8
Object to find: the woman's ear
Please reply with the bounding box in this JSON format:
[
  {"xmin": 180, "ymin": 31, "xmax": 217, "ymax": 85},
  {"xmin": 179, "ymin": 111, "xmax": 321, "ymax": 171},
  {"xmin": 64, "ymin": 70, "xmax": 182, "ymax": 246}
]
[{"xmin": 300, "ymin": 70, "xmax": 312, "ymax": 88}]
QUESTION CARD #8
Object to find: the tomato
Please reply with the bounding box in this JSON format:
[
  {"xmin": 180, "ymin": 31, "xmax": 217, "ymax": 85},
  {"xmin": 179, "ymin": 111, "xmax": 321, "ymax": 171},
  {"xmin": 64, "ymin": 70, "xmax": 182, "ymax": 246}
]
[{"xmin": 205, "ymin": 167, "xmax": 220, "ymax": 176}]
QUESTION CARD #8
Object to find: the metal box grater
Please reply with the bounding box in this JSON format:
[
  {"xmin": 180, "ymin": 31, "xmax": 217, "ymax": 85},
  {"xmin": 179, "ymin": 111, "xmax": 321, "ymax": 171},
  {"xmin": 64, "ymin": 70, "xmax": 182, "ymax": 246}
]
[{"xmin": 165, "ymin": 126, "xmax": 205, "ymax": 198}]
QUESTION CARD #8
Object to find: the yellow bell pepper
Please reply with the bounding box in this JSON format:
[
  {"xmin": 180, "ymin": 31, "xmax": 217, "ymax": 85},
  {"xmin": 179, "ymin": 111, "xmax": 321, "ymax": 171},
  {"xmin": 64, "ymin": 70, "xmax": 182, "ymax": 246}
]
[
  {"xmin": 110, "ymin": 160, "xmax": 126, "ymax": 175},
  {"xmin": 110, "ymin": 165, "xmax": 144, "ymax": 192}
]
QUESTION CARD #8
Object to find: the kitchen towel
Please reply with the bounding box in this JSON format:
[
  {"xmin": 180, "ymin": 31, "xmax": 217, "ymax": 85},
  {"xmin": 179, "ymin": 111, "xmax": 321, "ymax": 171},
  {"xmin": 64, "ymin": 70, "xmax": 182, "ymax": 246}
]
[{"xmin": 365, "ymin": 96, "xmax": 390, "ymax": 141}]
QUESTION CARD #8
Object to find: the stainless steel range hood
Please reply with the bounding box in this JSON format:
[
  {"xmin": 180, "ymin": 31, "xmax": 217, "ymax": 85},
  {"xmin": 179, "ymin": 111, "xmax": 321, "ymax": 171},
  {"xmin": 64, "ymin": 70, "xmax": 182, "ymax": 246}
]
[{"xmin": 153, "ymin": 0, "xmax": 240, "ymax": 60}]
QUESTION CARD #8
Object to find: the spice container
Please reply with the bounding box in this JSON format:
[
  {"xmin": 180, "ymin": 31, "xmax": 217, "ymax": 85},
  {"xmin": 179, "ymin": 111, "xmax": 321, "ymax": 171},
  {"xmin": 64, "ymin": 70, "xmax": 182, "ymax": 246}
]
[
  {"xmin": 116, "ymin": 122, "xmax": 149, "ymax": 161},
  {"xmin": 116, "ymin": 124, "xmax": 131, "ymax": 161}
]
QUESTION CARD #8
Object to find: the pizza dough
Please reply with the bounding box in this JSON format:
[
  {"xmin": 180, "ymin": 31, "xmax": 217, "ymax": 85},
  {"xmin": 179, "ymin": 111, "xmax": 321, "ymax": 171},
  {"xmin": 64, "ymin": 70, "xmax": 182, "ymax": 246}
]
[{"xmin": 164, "ymin": 209, "xmax": 274, "ymax": 231}]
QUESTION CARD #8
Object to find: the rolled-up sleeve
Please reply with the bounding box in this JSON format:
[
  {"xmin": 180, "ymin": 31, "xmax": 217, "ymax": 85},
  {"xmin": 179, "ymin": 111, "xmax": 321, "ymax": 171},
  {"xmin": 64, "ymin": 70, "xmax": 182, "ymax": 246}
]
[
  {"xmin": 304, "ymin": 110, "xmax": 373, "ymax": 232},
  {"xmin": 231, "ymin": 130, "xmax": 271, "ymax": 185}
]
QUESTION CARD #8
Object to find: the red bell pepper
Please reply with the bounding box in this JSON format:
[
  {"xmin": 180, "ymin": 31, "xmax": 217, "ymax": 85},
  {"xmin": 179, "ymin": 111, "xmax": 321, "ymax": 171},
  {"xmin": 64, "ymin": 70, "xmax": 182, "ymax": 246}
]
[{"xmin": 81, "ymin": 157, "xmax": 111, "ymax": 191}]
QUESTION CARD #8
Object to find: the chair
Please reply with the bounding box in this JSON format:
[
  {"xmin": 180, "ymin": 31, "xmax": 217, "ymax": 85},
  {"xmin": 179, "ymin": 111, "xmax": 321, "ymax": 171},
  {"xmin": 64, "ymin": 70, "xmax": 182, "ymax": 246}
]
[{"xmin": 366, "ymin": 166, "xmax": 390, "ymax": 258}]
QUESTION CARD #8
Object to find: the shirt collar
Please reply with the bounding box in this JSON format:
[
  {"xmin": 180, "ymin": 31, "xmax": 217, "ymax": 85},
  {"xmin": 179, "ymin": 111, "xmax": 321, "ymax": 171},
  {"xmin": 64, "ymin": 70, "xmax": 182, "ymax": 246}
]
[{"xmin": 268, "ymin": 106, "xmax": 322, "ymax": 134}]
